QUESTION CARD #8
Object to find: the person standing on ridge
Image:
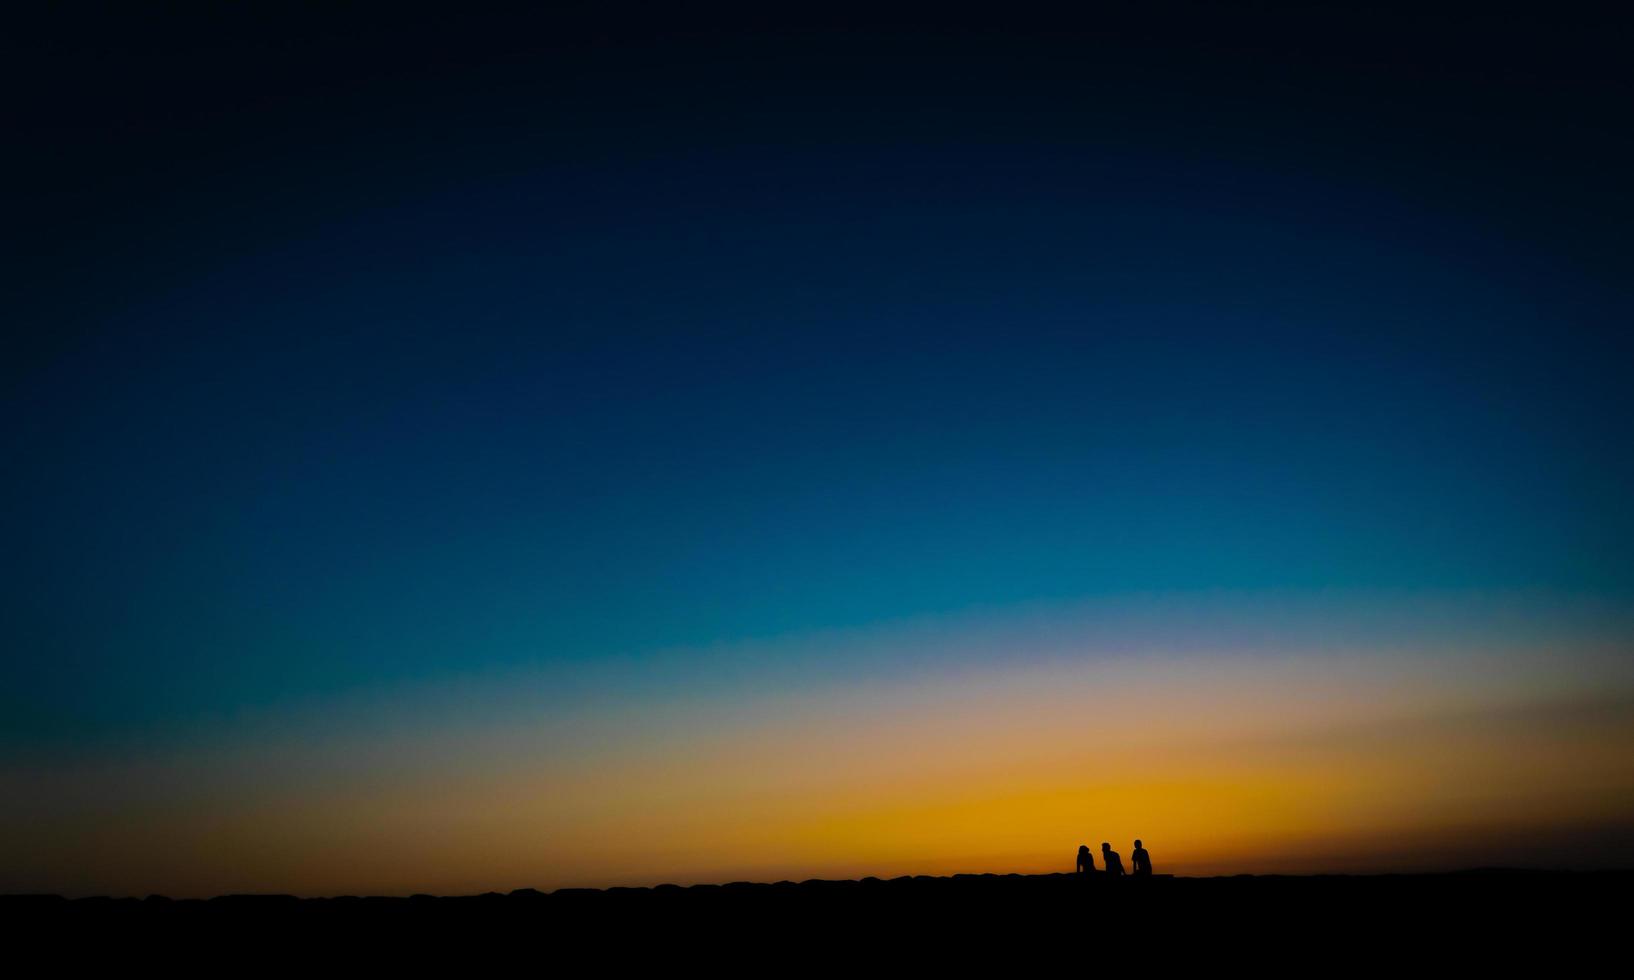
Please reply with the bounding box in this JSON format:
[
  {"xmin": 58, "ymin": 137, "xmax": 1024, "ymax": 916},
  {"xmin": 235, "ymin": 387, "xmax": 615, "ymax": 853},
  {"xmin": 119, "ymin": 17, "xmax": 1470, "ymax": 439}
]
[
  {"xmin": 1101, "ymin": 842, "xmax": 1126, "ymax": 876},
  {"xmin": 1131, "ymin": 839, "xmax": 1152, "ymax": 876}
]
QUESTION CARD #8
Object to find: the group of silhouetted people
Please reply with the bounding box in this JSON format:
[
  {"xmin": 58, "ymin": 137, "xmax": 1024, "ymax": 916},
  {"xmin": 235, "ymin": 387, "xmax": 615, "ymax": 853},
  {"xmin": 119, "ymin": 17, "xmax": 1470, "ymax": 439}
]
[{"xmin": 1076, "ymin": 840, "xmax": 1152, "ymax": 876}]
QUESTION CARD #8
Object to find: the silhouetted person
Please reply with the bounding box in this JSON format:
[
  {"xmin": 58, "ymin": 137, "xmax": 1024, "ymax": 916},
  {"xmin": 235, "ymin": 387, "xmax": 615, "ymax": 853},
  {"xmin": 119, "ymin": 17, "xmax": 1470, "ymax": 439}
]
[
  {"xmin": 1131, "ymin": 839, "xmax": 1152, "ymax": 876},
  {"xmin": 1101, "ymin": 842, "xmax": 1125, "ymax": 876},
  {"xmin": 1076, "ymin": 844, "xmax": 1095, "ymax": 874}
]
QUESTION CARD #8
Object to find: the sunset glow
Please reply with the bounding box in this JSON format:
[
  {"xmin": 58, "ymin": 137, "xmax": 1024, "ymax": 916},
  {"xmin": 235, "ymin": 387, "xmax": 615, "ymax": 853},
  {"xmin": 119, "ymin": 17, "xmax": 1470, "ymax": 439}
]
[{"xmin": 8, "ymin": 8, "xmax": 1632, "ymax": 899}]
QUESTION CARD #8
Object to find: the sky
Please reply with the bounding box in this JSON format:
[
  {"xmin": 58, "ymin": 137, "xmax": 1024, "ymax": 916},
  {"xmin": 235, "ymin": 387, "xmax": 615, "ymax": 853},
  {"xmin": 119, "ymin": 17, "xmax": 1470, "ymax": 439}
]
[{"xmin": 5, "ymin": 6, "xmax": 1633, "ymax": 896}]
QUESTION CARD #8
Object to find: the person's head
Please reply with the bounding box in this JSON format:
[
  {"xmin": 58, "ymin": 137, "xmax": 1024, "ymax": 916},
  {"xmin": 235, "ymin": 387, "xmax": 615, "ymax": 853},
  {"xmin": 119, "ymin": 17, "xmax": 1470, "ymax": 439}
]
[
  {"xmin": 1101, "ymin": 842, "xmax": 1111, "ymax": 852},
  {"xmin": 1078, "ymin": 845, "xmax": 1089, "ymax": 855},
  {"xmin": 1135, "ymin": 839, "xmax": 1143, "ymax": 849}
]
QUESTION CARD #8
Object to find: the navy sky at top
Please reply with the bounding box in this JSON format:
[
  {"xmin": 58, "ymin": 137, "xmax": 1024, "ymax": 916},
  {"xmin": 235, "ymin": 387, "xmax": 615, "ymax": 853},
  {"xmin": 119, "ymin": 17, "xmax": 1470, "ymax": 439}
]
[{"xmin": 6, "ymin": 6, "xmax": 1632, "ymax": 737}]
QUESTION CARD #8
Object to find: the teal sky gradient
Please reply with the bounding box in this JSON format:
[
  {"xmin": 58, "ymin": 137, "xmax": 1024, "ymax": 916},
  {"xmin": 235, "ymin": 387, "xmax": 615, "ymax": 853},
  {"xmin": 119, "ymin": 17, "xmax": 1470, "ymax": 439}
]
[{"xmin": 7, "ymin": 7, "xmax": 1633, "ymax": 893}]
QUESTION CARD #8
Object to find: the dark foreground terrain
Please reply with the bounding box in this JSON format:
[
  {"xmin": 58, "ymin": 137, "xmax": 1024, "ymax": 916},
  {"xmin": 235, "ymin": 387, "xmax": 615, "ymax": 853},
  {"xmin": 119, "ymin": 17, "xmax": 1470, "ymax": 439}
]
[{"xmin": 8, "ymin": 870, "xmax": 1626, "ymax": 967}]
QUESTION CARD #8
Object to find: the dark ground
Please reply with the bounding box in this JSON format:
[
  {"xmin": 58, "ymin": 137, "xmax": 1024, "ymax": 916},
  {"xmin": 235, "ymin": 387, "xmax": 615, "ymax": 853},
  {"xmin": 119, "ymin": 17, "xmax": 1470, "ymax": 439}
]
[{"xmin": 7, "ymin": 870, "xmax": 1626, "ymax": 967}]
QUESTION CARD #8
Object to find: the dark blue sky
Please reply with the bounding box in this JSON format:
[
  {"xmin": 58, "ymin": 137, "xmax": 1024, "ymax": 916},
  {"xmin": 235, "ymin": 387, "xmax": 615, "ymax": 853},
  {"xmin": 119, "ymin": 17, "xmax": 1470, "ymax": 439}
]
[{"xmin": 7, "ymin": 6, "xmax": 1632, "ymax": 740}]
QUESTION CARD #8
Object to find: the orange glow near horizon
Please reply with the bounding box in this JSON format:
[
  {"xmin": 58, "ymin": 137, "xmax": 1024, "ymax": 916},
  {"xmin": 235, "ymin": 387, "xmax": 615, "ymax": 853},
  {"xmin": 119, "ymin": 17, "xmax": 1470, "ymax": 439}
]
[{"xmin": 6, "ymin": 597, "xmax": 1633, "ymax": 897}]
